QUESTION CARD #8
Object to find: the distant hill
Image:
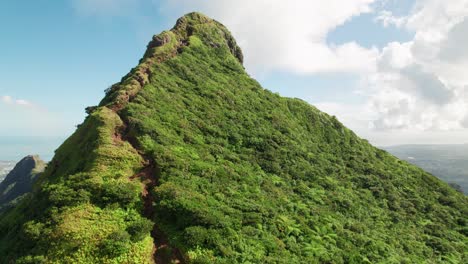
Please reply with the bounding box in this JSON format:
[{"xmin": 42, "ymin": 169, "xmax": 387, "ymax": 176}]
[
  {"xmin": 0, "ymin": 13, "xmax": 466, "ymax": 263},
  {"xmin": 0, "ymin": 155, "xmax": 45, "ymax": 212},
  {"xmin": 384, "ymin": 144, "xmax": 468, "ymax": 194}
]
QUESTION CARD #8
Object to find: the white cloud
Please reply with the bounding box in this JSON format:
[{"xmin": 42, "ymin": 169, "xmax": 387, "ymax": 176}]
[
  {"xmin": 366, "ymin": 0, "xmax": 468, "ymax": 131},
  {"xmin": 314, "ymin": 99, "xmax": 468, "ymax": 146},
  {"xmin": 375, "ymin": 10, "xmax": 406, "ymax": 28},
  {"xmin": 0, "ymin": 96, "xmax": 69, "ymax": 137},
  {"xmin": 164, "ymin": 0, "xmax": 379, "ymax": 74},
  {"xmin": 14, "ymin": 99, "xmax": 32, "ymax": 106},
  {"xmin": 1, "ymin": 96, "xmax": 13, "ymax": 104},
  {"xmin": 439, "ymin": 18, "xmax": 468, "ymax": 63},
  {"xmin": 1, "ymin": 95, "xmax": 33, "ymax": 107},
  {"xmin": 314, "ymin": 101, "xmax": 375, "ymax": 131}
]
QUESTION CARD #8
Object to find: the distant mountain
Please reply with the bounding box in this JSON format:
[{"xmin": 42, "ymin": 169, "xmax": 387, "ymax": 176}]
[
  {"xmin": 0, "ymin": 13, "xmax": 466, "ymax": 263},
  {"xmin": 384, "ymin": 144, "xmax": 468, "ymax": 194},
  {"xmin": 0, "ymin": 155, "xmax": 45, "ymax": 212},
  {"xmin": 0, "ymin": 161, "xmax": 15, "ymax": 182}
]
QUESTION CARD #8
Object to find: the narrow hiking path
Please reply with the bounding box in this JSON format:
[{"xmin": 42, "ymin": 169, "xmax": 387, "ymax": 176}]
[
  {"xmin": 104, "ymin": 29, "xmax": 190, "ymax": 262},
  {"xmin": 119, "ymin": 123, "xmax": 185, "ymax": 264}
]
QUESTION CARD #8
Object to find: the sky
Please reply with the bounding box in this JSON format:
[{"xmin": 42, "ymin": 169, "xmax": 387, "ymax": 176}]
[{"xmin": 1, "ymin": 0, "xmax": 468, "ymax": 160}]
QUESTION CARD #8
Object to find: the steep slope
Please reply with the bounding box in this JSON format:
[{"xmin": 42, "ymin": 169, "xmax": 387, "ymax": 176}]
[
  {"xmin": 0, "ymin": 155, "xmax": 45, "ymax": 212},
  {"xmin": 0, "ymin": 13, "xmax": 466, "ymax": 263}
]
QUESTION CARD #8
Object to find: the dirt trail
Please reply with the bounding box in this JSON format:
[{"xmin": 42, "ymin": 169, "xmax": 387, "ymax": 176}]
[
  {"xmin": 105, "ymin": 29, "xmax": 189, "ymax": 262},
  {"xmin": 121, "ymin": 125, "xmax": 185, "ymax": 264}
]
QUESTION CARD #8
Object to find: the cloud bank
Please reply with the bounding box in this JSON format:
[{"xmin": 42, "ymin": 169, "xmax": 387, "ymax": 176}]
[
  {"xmin": 163, "ymin": 0, "xmax": 379, "ymax": 74},
  {"xmin": 369, "ymin": 0, "xmax": 468, "ymax": 131}
]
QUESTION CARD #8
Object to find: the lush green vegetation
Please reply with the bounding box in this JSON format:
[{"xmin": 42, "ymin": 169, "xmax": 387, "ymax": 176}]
[
  {"xmin": 0, "ymin": 108, "xmax": 153, "ymax": 263},
  {"xmin": 0, "ymin": 12, "xmax": 466, "ymax": 263}
]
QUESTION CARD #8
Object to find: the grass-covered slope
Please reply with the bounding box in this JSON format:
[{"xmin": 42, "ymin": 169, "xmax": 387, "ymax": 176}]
[
  {"xmin": 0, "ymin": 12, "xmax": 467, "ymax": 263},
  {"xmin": 0, "ymin": 108, "xmax": 153, "ymax": 263}
]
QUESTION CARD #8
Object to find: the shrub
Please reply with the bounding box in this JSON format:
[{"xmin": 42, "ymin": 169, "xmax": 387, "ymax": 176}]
[
  {"xmin": 99, "ymin": 181, "xmax": 139, "ymax": 208},
  {"xmin": 126, "ymin": 217, "xmax": 153, "ymax": 242},
  {"xmin": 101, "ymin": 230, "xmax": 131, "ymax": 257}
]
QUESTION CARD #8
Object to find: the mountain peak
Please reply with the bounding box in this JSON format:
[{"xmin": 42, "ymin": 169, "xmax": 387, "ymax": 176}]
[
  {"xmin": 174, "ymin": 12, "xmax": 212, "ymax": 27},
  {"xmin": 148, "ymin": 12, "xmax": 243, "ymax": 64},
  {"xmin": 22, "ymin": 154, "xmax": 41, "ymax": 163},
  {"xmin": 15, "ymin": 155, "xmax": 41, "ymax": 169},
  {"xmin": 101, "ymin": 12, "xmax": 243, "ymax": 111}
]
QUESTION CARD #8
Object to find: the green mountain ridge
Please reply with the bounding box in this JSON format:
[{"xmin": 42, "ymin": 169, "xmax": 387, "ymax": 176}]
[{"xmin": 0, "ymin": 12, "xmax": 466, "ymax": 263}]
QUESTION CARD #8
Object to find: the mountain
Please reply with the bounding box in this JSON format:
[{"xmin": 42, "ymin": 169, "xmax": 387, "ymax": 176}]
[
  {"xmin": 0, "ymin": 13, "xmax": 466, "ymax": 263},
  {"xmin": 384, "ymin": 144, "xmax": 468, "ymax": 194},
  {"xmin": 0, "ymin": 161, "xmax": 15, "ymax": 182},
  {"xmin": 0, "ymin": 155, "xmax": 45, "ymax": 212}
]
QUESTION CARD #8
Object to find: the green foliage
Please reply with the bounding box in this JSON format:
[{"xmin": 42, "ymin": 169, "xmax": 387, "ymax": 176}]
[
  {"xmin": 101, "ymin": 230, "xmax": 132, "ymax": 257},
  {"xmin": 0, "ymin": 108, "xmax": 152, "ymax": 263},
  {"xmin": 99, "ymin": 180, "xmax": 140, "ymax": 208},
  {"xmin": 127, "ymin": 217, "xmax": 154, "ymax": 242},
  {"xmin": 0, "ymin": 12, "xmax": 466, "ymax": 264},
  {"xmin": 119, "ymin": 12, "xmax": 466, "ymax": 263}
]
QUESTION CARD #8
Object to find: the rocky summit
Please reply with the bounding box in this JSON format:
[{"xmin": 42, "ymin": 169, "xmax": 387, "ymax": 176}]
[{"xmin": 0, "ymin": 13, "xmax": 466, "ymax": 264}]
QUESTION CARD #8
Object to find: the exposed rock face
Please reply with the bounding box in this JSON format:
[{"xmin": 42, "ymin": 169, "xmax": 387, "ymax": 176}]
[{"xmin": 0, "ymin": 155, "xmax": 45, "ymax": 212}]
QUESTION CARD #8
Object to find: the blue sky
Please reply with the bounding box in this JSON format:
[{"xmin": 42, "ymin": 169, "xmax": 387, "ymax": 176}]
[{"xmin": 1, "ymin": 0, "xmax": 468, "ymax": 161}]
